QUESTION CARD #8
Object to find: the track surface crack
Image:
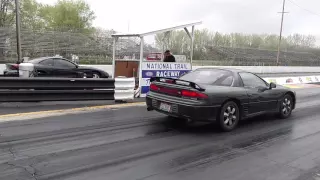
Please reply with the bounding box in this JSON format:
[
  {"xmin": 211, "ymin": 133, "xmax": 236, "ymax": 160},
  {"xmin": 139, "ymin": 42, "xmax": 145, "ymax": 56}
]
[{"xmin": 6, "ymin": 146, "xmax": 38, "ymax": 180}]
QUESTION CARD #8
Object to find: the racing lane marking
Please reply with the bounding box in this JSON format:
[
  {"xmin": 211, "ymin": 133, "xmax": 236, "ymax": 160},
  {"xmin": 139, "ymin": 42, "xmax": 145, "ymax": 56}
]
[{"xmin": 0, "ymin": 102, "xmax": 146, "ymax": 122}]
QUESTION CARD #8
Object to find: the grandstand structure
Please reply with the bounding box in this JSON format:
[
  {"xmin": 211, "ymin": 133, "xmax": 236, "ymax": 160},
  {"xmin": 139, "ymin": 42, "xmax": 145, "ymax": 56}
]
[
  {"xmin": 0, "ymin": 27, "xmax": 115, "ymax": 64},
  {"xmin": 0, "ymin": 27, "xmax": 158, "ymax": 64}
]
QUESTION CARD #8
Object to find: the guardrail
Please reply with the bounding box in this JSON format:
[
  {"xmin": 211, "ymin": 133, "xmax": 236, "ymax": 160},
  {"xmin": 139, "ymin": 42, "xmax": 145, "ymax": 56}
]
[{"xmin": 0, "ymin": 77, "xmax": 135, "ymax": 102}]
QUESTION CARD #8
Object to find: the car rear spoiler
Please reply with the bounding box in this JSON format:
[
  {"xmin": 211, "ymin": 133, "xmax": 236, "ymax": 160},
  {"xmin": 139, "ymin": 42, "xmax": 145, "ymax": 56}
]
[{"xmin": 150, "ymin": 77, "xmax": 206, "ymax": 92}]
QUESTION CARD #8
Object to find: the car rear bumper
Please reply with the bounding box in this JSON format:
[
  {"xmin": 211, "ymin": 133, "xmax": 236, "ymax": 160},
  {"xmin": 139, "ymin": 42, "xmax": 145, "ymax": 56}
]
[
  {"xmin": 146, "ymin": 96, "xmax": 220, "ymax": 122},
  {"xmin": 3, "ymin": 70, "xmax": 19, "ymax": 77}
]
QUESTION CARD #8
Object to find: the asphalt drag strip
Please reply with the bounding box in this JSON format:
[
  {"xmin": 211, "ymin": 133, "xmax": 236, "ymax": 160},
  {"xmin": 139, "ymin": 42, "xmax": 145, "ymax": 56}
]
[
  {"xmin": 0, "ymin": 83, "xmax": 319, "ymax": 121},
  {"xmin": 0, "ymin": 82, "xmax": 318, "ymax": 117},
  {"xmin": 1, "ymin": 87, "xmax": 320, "ymax": 179}
]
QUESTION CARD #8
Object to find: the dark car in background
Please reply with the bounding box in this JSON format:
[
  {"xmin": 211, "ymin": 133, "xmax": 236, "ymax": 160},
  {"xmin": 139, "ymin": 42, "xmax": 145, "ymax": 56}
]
[
  {"xmin": 146, "ymin": 68, "xmax": 296, "ymax": 132},
  {"xmin": 3, "ymin": 57, "xmax": 109, "ymax": 78}
]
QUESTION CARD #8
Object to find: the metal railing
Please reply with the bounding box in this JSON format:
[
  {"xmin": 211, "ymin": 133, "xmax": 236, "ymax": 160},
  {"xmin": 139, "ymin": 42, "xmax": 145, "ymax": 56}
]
[{"xmin": 0, "ymin": 77, "xmax": 135, "ymax": 102}]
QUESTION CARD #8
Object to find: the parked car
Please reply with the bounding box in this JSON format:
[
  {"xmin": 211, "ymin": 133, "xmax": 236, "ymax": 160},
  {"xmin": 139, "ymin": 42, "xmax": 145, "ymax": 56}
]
[
  {"xmin": 3, "ymin": 57, "xmax": 109, "ymax": 78},
  {"xmin": 146, "ymin": 68, "xmax": 296, "ymax": 132}
]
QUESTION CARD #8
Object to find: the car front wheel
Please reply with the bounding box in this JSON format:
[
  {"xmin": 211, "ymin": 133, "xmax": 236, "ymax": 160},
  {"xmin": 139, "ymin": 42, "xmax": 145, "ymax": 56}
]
[
  {"xmin": 278, "ymin": 94, "xmax": 293, "ymax": 119},
  {"xmin": 218, "ymin": 101, "xmax": 240, "ymax": 132}
]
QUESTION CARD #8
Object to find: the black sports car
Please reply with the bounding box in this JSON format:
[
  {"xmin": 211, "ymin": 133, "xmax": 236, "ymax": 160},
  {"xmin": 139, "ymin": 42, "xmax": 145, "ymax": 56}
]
[
  {"xmin": 3, "ymin": 57, "xmax": 109, "ymax": 78},
  {"xmin": 146, "ymin": 68, "xmax": 296, "ymax": 131}
]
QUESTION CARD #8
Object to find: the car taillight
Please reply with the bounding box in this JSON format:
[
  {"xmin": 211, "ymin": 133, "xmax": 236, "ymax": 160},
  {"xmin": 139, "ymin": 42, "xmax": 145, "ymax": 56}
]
[
  {"xmin": 150, "ymin": 84, "xmax": 179, "ymax": 95},
  {"xmin": 150, "ymin": 84, "xmax": 159, "ymax": 91},
  {"xmin": 181, "ymin": 90, "xmax": 208, "ymax": 99},
  {"xmin": 8, "ymin": 64, "xmax": 19, "ymax": 70}
]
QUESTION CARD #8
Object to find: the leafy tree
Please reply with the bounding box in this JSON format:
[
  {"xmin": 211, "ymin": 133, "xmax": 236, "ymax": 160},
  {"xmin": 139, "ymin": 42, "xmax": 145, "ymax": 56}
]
[
  {"xmin": 39, "ymin": 0, "xmax": 95, "ymax": 33},
  {"xmin": 0, "ymin": 0, "xmax": 14, "ymax": 59},
  {"xmin": 0, "ymin": 0, "xmax": 14, "ymax": 27},
  {"xmin": 20, "ymin": 0, "xmax": 44, "ymax": 30},
  {"xmin": 155, "ymin": 29, "xmax": 319, "ymax": 60}
]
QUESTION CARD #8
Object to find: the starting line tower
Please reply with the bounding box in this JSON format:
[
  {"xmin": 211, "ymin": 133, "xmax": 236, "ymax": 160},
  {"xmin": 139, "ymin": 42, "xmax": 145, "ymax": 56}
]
[{"xmin": 111, "ymin": 21, "xmax": 202, "ymax": 97}]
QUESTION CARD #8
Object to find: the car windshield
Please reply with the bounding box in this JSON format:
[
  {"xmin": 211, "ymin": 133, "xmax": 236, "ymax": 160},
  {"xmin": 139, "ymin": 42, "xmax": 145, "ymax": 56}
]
[{"xmin": 179, "ymin": 69, "xmax": 233, "ymax": 85}]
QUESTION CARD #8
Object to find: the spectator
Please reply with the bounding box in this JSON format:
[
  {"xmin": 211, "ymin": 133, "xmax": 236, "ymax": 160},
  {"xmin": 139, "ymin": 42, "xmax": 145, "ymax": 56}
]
[{"xmin": 163, "ymin": 50, "xmax": 176, "ymax": 62}]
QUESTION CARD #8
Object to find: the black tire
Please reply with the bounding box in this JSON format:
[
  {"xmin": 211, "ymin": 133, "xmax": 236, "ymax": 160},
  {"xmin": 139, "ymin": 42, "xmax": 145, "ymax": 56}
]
[
  {"xmin": 217, "ymin": 101, "xmax": 240, "ymax": 132},
  {"xmin": 278, "ymin": 94, "xmax": 293, "ymax": 119}
]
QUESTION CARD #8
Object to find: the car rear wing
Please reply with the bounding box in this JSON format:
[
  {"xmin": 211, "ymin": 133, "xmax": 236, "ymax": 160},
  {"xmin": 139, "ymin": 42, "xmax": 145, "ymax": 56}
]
[{"xmin": 150, "ymin": 77, "xmax": 206, "ymax": 91}]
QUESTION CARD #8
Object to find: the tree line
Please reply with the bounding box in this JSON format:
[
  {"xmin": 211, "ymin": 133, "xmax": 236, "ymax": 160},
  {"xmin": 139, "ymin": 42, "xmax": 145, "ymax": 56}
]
[{"xmin": 155, "ymin": 29, "xmax": 319, "ymax": 60}]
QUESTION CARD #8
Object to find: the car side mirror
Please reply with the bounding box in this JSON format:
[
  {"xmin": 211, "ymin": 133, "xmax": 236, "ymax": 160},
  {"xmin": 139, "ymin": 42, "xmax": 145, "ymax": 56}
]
[{"xmin": 269, "ymin": 82, "xmax": 276, "ymax": 89}]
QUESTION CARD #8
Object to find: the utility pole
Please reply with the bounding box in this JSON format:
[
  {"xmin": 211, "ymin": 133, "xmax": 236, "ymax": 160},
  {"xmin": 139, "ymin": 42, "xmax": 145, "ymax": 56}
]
[
  {"xmin": 15, "ymin": 0, "xmax": 22, "ymax": 63},
  {"xmin": 276, "ymin": 0, "xmax": 288, "ymax": 66}
]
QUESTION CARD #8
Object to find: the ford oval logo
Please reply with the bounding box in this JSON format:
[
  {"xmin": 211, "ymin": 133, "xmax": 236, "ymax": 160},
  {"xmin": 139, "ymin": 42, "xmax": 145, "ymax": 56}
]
[{"xmin": 146, "ymin": 72, "xmax": 154, "ymax": 76}]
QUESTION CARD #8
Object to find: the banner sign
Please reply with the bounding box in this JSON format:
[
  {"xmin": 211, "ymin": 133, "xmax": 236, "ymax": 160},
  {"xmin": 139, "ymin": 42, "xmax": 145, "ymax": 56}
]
[
  {"xmin": 140, "ymin": 62, "xmax": 192, "ymax": 97},
  {"xmin": 263, "ymin": 76, "xmax": 320, "ymax": 85},
  {"xmin": 174, "ymin": 55, "xmax": 187, "ymax": 63}
]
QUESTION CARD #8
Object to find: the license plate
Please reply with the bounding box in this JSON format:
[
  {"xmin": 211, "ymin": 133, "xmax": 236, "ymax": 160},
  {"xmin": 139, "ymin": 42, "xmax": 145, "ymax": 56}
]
[{"xmin": 159, "ymin": 102, "xmax": 172, "ymax": 112}]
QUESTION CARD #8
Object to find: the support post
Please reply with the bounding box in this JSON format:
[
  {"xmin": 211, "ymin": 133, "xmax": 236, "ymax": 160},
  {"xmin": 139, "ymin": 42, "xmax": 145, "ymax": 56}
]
[
  {"xmin": 15, "ymin": 0, "xmax": 22, "ymax": 63},
  {"xmin": 190, "ymin": 25, "xmax": 195, "ymax": 66},
  {"xmin": 138, "ymin": 37, "xmax": 144, "ymax": 97},
  {"xmin": 112, "ymin": 37, "xmax": 117, "ymax": 78},
  {"xmin": 276, "ymin": 0, "xmax": 286, "ymax": 66}
]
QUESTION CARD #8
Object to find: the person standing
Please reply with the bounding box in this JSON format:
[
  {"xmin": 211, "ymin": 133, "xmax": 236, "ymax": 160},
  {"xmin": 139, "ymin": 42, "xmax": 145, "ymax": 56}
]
[{"xmin": 163, "ymin": 50, "xmax": 176, "ymax": 62}]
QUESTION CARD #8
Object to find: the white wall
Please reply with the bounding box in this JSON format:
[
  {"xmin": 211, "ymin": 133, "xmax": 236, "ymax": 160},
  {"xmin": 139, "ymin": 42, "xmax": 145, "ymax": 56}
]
[
  {"xmin": 193, "ymin": 66, "xmax": 320, "ymax": 74},
  {"xmin": 1, "ymin": 64, "xmax": 320, "ymax": 75}
]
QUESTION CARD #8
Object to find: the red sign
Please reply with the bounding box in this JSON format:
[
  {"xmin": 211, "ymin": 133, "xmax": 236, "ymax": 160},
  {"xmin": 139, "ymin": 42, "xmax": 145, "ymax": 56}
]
[{"xmin": 146, "ymin": 53, "xmax": 162, "ymax": 61}]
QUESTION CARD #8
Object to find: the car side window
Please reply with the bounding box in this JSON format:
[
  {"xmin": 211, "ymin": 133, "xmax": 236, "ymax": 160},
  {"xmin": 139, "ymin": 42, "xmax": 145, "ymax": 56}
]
[
  {"xmin": 216, "ymin": 76, "xmax": 234, "ymax": 86},
  {"xmin": 39, "ymin": 59, "xmax": 54, "ymax": 66},
  {"xmin": 239, "ymin": 72, "xmax": 268, "ymax": 88},
  {"xmin": 54, "ymin": 59, "xmax": 76, "ymax": 68}
]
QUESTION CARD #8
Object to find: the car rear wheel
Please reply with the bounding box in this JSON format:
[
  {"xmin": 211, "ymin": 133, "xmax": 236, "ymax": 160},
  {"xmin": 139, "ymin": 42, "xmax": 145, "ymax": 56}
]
[
  {"xmin": 278, "ymin": 94, "xmax": 293, "ymax": 119},
  {"xmin": 218, "ymin": 101, "xmax": 240, "ymax": 132}
]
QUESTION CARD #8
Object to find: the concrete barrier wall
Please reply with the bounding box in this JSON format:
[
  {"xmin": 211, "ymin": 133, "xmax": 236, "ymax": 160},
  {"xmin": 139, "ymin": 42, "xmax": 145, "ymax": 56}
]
[
  {"xmin": 1, "ymin": 64, "xmax": 320, "ymax": 75},
  {"xmin": 0, "ymin": 64, "xmax": 5, "ymax": 73}
]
